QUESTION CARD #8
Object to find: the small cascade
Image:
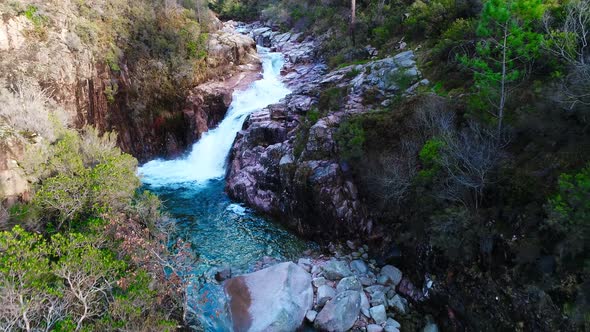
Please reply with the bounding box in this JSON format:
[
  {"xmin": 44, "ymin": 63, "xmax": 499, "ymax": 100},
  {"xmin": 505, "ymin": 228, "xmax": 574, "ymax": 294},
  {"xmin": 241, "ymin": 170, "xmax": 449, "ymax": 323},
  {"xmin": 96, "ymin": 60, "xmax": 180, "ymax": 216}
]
[{"xmin": 139, "ymin": 47, "xmax": 290, "ymax": 187}]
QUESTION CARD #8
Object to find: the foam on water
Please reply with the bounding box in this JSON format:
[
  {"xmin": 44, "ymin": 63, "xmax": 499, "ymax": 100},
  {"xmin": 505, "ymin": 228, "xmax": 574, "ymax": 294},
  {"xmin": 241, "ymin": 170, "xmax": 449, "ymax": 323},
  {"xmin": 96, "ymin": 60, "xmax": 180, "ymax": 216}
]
[{"xmin": 138, "ymin": 47, "xmax": 290, "ymax": 186}]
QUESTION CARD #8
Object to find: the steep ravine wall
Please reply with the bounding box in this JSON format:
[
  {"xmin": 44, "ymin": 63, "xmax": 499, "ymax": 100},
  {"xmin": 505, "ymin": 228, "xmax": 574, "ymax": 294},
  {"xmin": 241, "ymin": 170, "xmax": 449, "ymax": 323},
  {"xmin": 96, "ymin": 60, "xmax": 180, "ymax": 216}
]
[
  {"xmin": 0, "ymin": 17, "xmax": 260, "ymax": 203},
  {"xmin": 225, "ymin": 23, "xmax": 426, "ymax": 242},
  {"xmin": 79, "ymin": 24, "xmax": 262, "ymax": 162}
]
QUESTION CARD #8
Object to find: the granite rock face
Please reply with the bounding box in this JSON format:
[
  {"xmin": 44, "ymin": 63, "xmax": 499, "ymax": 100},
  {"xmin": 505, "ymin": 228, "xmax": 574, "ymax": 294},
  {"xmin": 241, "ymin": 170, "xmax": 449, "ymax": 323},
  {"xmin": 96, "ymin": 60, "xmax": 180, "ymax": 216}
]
[{"xmin": 226, "ymin": 23, "xmax": 423, "ymax": 240}]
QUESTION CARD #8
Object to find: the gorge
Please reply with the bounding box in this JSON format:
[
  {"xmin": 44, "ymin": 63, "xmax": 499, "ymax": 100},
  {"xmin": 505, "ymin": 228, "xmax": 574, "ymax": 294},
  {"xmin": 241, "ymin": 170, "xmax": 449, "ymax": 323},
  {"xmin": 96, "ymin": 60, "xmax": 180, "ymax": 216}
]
[{"xmin": 1, "ymin": 0, "xmax": 588, "ymax": 331}]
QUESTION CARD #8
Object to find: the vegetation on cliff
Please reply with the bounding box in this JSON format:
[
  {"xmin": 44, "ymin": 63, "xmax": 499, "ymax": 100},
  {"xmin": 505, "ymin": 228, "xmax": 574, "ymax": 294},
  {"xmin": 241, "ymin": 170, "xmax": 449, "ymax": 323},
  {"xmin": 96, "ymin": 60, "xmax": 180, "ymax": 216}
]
[
  {"xmin": 218, "ymin": 0, "xmax": 589, "ymax": 330},
  {"xmin": 0, "ymin": 83, "xmax": 190, "ymax": 329}
]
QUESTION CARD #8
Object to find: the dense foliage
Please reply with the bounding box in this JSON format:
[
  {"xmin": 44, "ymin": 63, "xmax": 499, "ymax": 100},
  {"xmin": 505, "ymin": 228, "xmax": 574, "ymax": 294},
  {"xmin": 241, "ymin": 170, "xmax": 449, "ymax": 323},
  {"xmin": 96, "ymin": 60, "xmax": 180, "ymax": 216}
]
[{"xmin": 1, "ymin": 122, "xmax": 190, "ymax": 330}]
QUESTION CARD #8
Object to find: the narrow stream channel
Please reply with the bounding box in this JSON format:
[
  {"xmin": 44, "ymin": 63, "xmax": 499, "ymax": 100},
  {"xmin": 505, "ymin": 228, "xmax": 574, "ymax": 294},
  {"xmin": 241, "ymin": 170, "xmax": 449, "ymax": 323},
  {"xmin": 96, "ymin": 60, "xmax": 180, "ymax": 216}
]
[{"xmin": 138, "ymin": 47, "xmax": 313, "ymax": 330}]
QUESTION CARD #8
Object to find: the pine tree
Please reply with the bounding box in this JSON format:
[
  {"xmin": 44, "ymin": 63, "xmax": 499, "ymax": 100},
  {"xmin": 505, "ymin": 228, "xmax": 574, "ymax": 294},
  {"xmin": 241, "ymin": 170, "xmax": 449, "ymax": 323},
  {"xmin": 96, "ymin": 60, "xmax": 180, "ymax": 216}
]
[{"xmin": 462, "ymin": 0, "xmax": 545, "ymax": 134}]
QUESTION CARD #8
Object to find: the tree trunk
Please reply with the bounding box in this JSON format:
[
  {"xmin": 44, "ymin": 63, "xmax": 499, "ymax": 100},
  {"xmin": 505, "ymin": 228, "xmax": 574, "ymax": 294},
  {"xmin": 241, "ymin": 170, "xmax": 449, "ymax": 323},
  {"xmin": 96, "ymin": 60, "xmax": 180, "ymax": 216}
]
[
  {"xmin": 498, "ymin": 23, "xmax": 508, "ymax": 135},
  {"xmin": 351, "ymin": 0, "xmax": 356, "ymax": 46}
]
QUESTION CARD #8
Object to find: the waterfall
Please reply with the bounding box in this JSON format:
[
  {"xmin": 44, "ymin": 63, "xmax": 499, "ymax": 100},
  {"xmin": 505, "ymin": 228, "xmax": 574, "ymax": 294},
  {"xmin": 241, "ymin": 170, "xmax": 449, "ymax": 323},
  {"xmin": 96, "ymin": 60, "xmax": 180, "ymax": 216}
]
[{"xmin": 138, "ymin": 47, "xmax": 290, "ymax": 186}]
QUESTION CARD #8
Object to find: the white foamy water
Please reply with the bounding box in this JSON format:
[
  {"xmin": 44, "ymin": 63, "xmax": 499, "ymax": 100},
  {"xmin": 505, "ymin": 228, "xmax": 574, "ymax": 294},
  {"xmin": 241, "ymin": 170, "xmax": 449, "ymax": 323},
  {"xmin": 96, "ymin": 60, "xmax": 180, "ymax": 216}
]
[{"xmin": 139, "ymin": 47, "xmax": 290, "ymax": 186}]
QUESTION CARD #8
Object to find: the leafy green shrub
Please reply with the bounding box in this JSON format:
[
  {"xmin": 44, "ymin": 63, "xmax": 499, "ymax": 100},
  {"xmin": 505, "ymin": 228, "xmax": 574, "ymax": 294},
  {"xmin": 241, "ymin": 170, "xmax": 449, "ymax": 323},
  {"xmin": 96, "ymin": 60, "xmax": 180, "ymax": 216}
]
[
  {"xmin": 26, "ymin": 127, "xmax": 139, "ymax": 230},
  {"xmin": 335, "ymin": 119, "xmax": 366, "ymax": 161},
  {"xmin": 432, "ymin": 18, "xmax": 477, "ymax": 60},
  {"xmin": 546, "ymin": 164, "xmax": 590, "ymax": 258},
  {"xmin": 419, "ymin": 138, "xmax": 444, "ymax": 166},
  {"xmin": 405, "ymin": 0, "xmax": 465, "ymax": 38},
  {"xmin": 318, "ymin": 87, "xmax": 346, "ymax": 113}
]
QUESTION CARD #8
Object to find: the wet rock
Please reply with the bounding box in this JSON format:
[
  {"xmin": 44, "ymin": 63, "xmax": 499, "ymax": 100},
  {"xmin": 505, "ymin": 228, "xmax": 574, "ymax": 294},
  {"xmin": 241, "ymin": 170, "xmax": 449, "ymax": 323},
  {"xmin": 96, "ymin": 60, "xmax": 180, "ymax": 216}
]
[
  {"xmin": 336, "ymin": 276, "xmax": 362, "ymax": 293},
  {"xmin": 322, "ymin": 260, "xmax": 353, "ymax": 280},
  {"xmin": 379, "ymin": 265, "xmax": 403, "ymax": 286},
  {"xmin": 314, "ymin": 290, "xmax": 361, "ymax": 332},
  {"xmin": 225, "ymin": 262, "xmax": 312, "ymax": 332},
  {"xmin": 317, "ymin": 285, "xmax": 336, "ymax": 306},
  {"xmin": 370, "ymin": 305, "xmax": 387, "ymax": 324}
]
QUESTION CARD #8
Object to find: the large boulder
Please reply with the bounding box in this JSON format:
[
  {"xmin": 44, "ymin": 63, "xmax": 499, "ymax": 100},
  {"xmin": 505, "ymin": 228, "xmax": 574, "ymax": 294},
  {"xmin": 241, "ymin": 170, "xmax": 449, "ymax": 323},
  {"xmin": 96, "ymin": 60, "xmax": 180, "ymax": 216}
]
[
  {"xmin": 224, "ymin": 262, "xmax": 313, "ymax": 332},
  {"xmin": 314, "ymin": 290, "xmax": 361, "ymax": 331}
]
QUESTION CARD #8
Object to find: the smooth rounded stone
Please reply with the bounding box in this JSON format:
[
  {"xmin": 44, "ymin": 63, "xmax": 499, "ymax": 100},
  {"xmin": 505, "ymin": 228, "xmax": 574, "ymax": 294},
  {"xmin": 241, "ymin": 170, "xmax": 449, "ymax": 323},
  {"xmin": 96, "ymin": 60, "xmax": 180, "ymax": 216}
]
[
  {"xmin": 389, "ymin": 295, "xmax": 409, "ymax": 314},
  {"xmin": 313, "ymin": 277, "xmax": 327, "ymax": 288},
  {"xmin": 367, "ymin": 324, "xmax": 384, "ymax": 332},
  {"xmin": 384, "ymin": 326, "xmax": 400, "ymax": 332},
  {"xmin": 322, "ymin": 259, "xmax": 353, "ymax": 280},
  {"xmin": 306, "ymin": 310, "xmax": 318, "ymax": 322},
  {"xmin": 358, "ymin": 247, "xmax": 365, "ymax": 254},
  {"xmin": 352, "ymin": 251, "xmax": 361, "ymax": 258},
  {"xmin": 317, "ymin": 285, "xmax": 336, "ymax": 306},
  {"xmin": 350, "ymin": 260, "xmax": 369, "ymax": 275},
  {"xmin": 314, "ymin": 290, "xmax": 361, "ymax": 332},
  {"xmin": 380, "ymin": 265, "xmax": 403, "ymax": 286},
  {"xmin": 336, "ymin": 276, "xmax": 362, "ymax": 293},
  {"xmin": 225, "ymin": 262, "xmax": 312, "ymax": 332},
  {"xmin": 369, "ymin": 305, "xmax": 387, "ymax": 324},
  {"xmin": 362, "ymin": 253, "xmax": 369, "ymax": 260},
  {"xmin": 363, "ymin": 245, "xmax": 369, "ymax": 251},
  {"xmin": 360, "ymin": 291, "xmax": 371, "ymax": 318}
]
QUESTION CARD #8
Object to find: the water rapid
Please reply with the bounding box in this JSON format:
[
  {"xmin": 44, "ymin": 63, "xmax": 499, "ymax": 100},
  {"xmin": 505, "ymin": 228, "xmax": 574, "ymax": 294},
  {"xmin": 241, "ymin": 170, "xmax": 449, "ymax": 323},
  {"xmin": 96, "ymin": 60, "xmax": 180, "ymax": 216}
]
[
  {"xmin": 138, "ymin": 47, "xmax": 312, "ymax": 330},
  {"xmin": 139, "ymin": 47, "xmax": 290, "ymax": 186}
]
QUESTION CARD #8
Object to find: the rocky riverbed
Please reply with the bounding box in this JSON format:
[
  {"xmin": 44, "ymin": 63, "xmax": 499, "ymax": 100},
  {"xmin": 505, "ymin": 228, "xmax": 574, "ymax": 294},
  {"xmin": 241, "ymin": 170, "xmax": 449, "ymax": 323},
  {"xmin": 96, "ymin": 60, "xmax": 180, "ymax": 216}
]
[{"xmin": 216, "ymin": 241, "xmax": 438, "ymax": 332}]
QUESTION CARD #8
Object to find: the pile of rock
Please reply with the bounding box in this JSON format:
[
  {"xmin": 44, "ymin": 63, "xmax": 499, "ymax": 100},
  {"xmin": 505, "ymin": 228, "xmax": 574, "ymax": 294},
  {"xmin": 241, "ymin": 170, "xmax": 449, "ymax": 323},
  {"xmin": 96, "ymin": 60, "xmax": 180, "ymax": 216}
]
[
  {"xmin": 223, "ymin": 243, "xmax": 437, "ymax": 332},
  {"xmin": 300, "ymin": 247, "xmax": 409, "ymax": 332}
]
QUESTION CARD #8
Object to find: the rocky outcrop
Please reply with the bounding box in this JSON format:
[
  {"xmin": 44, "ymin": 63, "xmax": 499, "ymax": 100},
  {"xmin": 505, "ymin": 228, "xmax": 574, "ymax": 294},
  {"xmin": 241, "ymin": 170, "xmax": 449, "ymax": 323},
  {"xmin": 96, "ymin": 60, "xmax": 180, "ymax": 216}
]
[
  {"xmin": 226, "ymin": 24, "xmax": 425, "ymax": 240},
  {"xmin": 0, "ymin": 129, "xmax": 30, "ymax": 207},
  {"xmin": 224, "ymin": 262, "xmax": 313, "ymax": 332}
]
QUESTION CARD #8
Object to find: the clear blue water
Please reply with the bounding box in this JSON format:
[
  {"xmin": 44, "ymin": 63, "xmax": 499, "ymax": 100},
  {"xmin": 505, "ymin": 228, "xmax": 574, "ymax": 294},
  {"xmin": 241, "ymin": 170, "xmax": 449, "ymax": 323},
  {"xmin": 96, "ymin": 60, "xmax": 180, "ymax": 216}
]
[{"xmin": 139, "ymin": 48, "xmax": 313, "ymax": 330}]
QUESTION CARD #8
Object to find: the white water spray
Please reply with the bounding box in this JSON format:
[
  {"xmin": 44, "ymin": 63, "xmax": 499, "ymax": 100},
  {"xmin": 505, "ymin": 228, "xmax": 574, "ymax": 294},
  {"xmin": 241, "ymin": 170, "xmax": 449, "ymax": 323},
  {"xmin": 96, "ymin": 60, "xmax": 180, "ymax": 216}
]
[{"xmin": 139, "ymin": 47, "xmax": 290, "ymax": 186}]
